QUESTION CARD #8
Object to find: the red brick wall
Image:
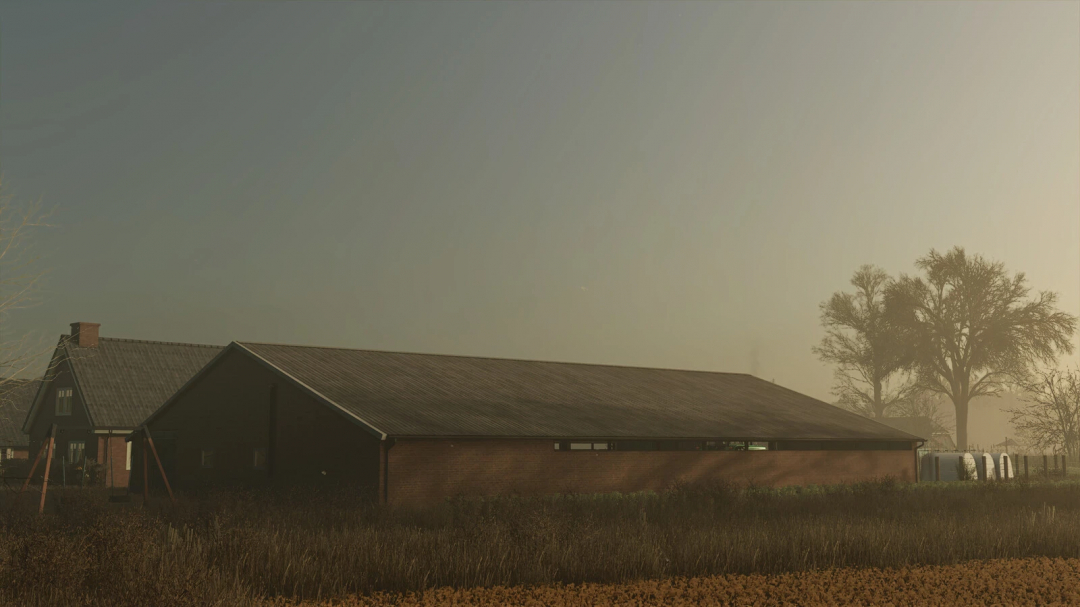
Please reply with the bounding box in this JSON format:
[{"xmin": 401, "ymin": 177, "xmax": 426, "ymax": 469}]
[
  {"xmin": 386, "ymin": 439, "xmax": 916, "ymax": 506},
  {"xmin": 96, "ymin": 435, "xmax": 131, "ymax": 488}
]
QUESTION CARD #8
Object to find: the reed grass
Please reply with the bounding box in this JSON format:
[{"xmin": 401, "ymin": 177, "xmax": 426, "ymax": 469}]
[{"xmin": 1, "ymin": 478, "xmax": 1080, "ymax": 606}]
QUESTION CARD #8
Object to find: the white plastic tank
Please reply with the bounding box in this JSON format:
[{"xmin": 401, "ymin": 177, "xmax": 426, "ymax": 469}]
[
  {"xmin": 974, "ymin": 453, "xmax": 997, "ymax": 480},
  {"xmin": 991, "ymin": 453, "xmax": 1014, "ymax": 479},
  {"xmin": 925, "ymin": 452, "xmax": 978, "ymax": 481}
]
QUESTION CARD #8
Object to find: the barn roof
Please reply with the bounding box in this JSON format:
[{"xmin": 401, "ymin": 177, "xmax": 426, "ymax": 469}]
[
  {"xmin": 0, "ymin": 379, "xmax": 39, "ymax": 447},
  {"xmin": 209, "ymin": 342, "xmax": 920, "ymax": 441},
  {"xmin": 24, "ymin": 336, "xmax": 223, "ymax": 430}
]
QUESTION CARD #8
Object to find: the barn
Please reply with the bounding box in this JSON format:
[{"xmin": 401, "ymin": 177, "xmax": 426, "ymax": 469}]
[{"xmin": 129, "ymin": 342, "xmax": 922, "ymax": 505}]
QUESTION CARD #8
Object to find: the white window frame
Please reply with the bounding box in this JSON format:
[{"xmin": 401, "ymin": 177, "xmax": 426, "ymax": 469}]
[
  {"xmin": 68, "ymin": 440, "xmax": 85, "ymax": 464},
  {"xmin": 201, "ymin": 448, "xmax": 215, "ymax": 469},
  {"xmin": 55, "ymin": 387, "xmax": 73, "ymax": 416},
  {"xmin": 125, "ymin": 441, "xmax": 132, "ymax": 471}
]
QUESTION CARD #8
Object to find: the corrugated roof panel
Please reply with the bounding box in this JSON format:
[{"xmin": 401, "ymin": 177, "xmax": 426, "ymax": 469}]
[
  {"xmin": 238, "ymin": 342, "xmax": 919, "ymax": 441},
  {"xmin": 65, "ymin": 337, "xmax": 223, "ymax": 427}
]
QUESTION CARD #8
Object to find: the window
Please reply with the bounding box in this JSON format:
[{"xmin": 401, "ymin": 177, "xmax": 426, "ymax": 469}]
[
  {"xmin": 125, "ymin": 441, "xmax": 132, "ymax": 471},
  {"xmin": 253, "ymin": 448, "xmax": 267, "ymax": 470},
  {"xmin": 556, "ymin": 442, "xmax": 613, "ymax": 451},
  {"xmin": 4, "ymin": 448, "xmax": 11, "ymax": 460},
  {"xmin": 201, "ymin": 449, "xmax": 215, "ymax": 468},
  {"xmin": 55, "ymin": 388, "xmax": 73, "ymax": 416},
  {"xmin": 68, "ymin": 440, "xmax": 85, "ymax": 464}
]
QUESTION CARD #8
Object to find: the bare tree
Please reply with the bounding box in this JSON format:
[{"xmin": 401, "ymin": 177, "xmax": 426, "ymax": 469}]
[
  {"xmin": 814, "ymin": 265, "xmax": 915, "ymax": 418},
  {"xmin": 1007, "ymin": 368, "xmax": 1080, "ymax": 457},
  {"xmin": 891, "ymin": 390, "xmax": 954, "ymax": 435},
  {"xmin": 885, "ymin": 247, "xmax": 1076, "ymax": 451},
  {"xmin": 0, "ymin": 180, "xmax": 54, "ymax": 404}
]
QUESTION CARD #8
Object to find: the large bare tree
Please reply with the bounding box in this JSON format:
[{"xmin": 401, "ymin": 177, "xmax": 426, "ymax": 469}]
[
  {"xmin": 885, "ymin": 247, "xmax": 1076, "ymax": 451},
  {"xmin": 0, "ymin": 181, "xmax": 52, "ymax": 404},
  {"xmin": 1007, "ymin": 368, "xmax": 1080, "ymax": 457},
  {"xmin": 814, "ymin": 265, "xmax": 915, "ymax": 419}
]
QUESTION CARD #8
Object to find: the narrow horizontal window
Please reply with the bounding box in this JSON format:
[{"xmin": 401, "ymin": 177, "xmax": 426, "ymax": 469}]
[{"xmin": 569, "ymin": 442, "xmax": 592, "ymax": 450}]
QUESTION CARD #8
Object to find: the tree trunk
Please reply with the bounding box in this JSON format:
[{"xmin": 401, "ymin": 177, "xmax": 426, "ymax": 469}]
[
  {"xmin": 954, "ymin": 396, "xmax": 970, "ymax": 451},
  {"xmin": 873, "ymin": 380, "xmax": 883, "ymax": 419}
]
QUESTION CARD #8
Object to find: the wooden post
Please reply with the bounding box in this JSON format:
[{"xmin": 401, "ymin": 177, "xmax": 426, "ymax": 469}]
[
  {"xmin": 935, "ymin": 456, "xmax": 940, "ymax": 481},
  {"xmin": 142, "ymin": 436, "xmax": 148, "ymax": 504},
  {"xmin": 267, "ymin": 384, "xmax": 278, "ymax": 480},
  {"xmin": 144, "ymin": 427, "xmax": 175, "ymax": 504},
  {"xmin": 20, "ymin": 425, "xmax": 53, "ymax": 495},
  {"xmin": 39, "ymin": 427, "xmax": 56, "ymax": 515}
]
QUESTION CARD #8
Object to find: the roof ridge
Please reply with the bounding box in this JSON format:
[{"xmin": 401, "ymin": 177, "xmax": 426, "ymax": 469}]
[
  {"xmin": 62, "ymin": 335, "xmax": 223, "ymax": 349},
  {"xmin": 236, "ymin": 341, "xmax": 754, "ymax": 377}
]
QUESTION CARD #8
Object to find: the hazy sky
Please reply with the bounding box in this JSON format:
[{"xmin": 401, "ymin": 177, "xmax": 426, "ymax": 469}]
[{"xmin": 1, "ymin": 2, "xmax": 1078, "ymax": 404}]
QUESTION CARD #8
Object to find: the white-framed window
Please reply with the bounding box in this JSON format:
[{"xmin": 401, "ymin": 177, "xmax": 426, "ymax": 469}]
[
  {"xmin": 201, "ymin": 448, "xmax": 215, "ymax": 468},
  {"xmin": 4, "ymin": 448, "xmax": 12, "ymax": 460},
  {"xmin": 253, "ymin": 448, "xmax": 267, "ymax": 470},
  {"xmin": 55, "ymin": 388, "xmax": 73, "ymax": 416},
  {"xmin": 125, "ymin": 441, "xmax": 132, "ymax": 471},
  {"xmin": 68, "ymin": 440, "xmax": 85, "ymax": 464}
]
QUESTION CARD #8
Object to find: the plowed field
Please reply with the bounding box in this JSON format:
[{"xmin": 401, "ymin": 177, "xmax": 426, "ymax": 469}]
[{"xmin": 275, "ymin": 557, "xmax": 1080, "ymax": 606}]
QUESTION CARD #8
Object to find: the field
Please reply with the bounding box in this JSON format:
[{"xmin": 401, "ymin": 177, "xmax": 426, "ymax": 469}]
[
  {"xmin": 3, "ymin": 479, "xmax": 1080, "ymax": 606},
  {"xmin": 271, "ymin": 558, "xmax": 1080, "ymax": 606}
]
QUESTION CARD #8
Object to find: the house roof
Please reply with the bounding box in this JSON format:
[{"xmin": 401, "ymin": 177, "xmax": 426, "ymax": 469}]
[
  {"xmin": 191, "ymin": 342, "xmax": 921, "ymax": 441},
  {"xmin": 0, "ymin": 379, "xmax": 39, "ymax": 447},
  {"xmin": 25, "ymin": 336, "xmax": 223, "ymax": 430}
]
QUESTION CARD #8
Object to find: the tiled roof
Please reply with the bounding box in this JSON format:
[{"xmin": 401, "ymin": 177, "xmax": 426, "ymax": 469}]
[
  {"xmin": 0, "ymin": 379, "xmax": 39, "ymax": 447},
  {"xmin": 235, "ymin": 342, "xmax": 921, "ymax": 441},
  {"xmin": 64, "ymin": 337, "xmax": 223, "ymax": 428}
]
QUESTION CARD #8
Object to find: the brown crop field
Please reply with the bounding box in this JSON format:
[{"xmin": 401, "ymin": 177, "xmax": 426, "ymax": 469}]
[
  {"xmin": 3, "ymin": 479, "xmax": 1080, "ymax": 606},
  {"xmin": 269, "ymin": 557, "xmax": 1080, "ymax": 606}
]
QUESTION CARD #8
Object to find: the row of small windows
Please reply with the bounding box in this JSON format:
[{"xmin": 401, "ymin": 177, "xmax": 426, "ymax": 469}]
[
  {"xmin": 55, "ymin": 388, "xmax": 73, "ymax": 416},
  {"xmin": 554, "ymin": 440, "xmax": 912, "ymax": 451},
  {"xmin": 200, "ymin": 447, "xmax": 268, "ymax": 470}
]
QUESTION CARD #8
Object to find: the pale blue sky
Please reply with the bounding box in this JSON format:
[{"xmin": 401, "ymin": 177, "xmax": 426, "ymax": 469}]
[{"xmin": 1, "ymin": 1, "xmax": 1077, "ymax": 404}]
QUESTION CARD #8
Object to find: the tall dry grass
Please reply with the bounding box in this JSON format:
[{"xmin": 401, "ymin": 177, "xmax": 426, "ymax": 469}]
[{"xmin": 1, "ymin": 479, "xmax": 1080, "ymax": 606}]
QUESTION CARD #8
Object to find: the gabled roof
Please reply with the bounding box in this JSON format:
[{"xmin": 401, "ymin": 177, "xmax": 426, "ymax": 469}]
[
  {"xmin": 0, "ymin": 379, "xmax": 40, "ymax": 447},
  {"xmin": 147, "ymin": 341, "xmax": 920, "ymax": 441},
  {"xmin": 24, "ymin": 336, "xmax": 223, "ymax": 430}
]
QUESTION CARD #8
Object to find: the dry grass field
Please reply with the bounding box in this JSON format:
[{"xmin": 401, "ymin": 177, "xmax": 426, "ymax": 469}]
[
  {"xmin": 2, "ymin": 479, "xmax": 1080, "ymax": 606},
  {"xmin": 269, "ymin": 557, "xmax": 1080, "ymax": 606}
]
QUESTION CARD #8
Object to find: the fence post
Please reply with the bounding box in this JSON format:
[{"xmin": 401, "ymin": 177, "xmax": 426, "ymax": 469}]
[{"xmin": 935, "ymin": 456, "xmax": 940, "ymax": 481}]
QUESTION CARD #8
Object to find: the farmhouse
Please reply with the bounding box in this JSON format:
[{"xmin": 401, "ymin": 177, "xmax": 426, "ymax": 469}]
[
  {"xmin": 0, "ymin": 379, "xmax": 41, "ymax": 461},
  {"xmin": 22, "ymin": 322, "xmax": 222, "ymax": 487},
  {"xmin": 130, "ymin": 341, "xmax": 922, "ymax": 505}
]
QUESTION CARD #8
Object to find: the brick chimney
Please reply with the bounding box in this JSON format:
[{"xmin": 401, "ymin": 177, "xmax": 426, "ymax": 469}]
[{"xmin": 70, "ymin": 322, "xmax": 101, "ymax": 348}]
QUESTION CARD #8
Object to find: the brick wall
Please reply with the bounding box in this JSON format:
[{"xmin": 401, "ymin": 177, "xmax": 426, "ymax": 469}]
[
  {"xmin": 386, "ymin": 439, "xmax": 916, "ymax": 506},
  {"xmin": 97, "ymin": 435, "xmax": 131, "ymax": 488}
]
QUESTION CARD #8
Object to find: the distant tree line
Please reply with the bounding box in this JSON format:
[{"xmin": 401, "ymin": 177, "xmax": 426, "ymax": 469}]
[{"xmin": 815, "ymin": 247, "xmax": 1076, "ymax": 452}]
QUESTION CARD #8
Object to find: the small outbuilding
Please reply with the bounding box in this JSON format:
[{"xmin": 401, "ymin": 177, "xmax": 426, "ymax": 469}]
[{"xmin": 130, "ymin": 342, "xmax": 923, "ymax": 505}]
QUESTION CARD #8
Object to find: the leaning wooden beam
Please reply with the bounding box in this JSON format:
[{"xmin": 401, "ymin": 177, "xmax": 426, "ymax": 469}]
[
  {"xmin": 20, "ymin": 425, "xmax": 53, "ymax": 495},
  {"xmin": 142, "ymin": 436, "xmax": 148, "ymax": 504},
  {"xmin": 144, "ymin": 427, "xmax": 175, "ymax": 504},
  {"xmin": 39, "ymin": 425, "xmax": 57, "ymax": 514}
]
